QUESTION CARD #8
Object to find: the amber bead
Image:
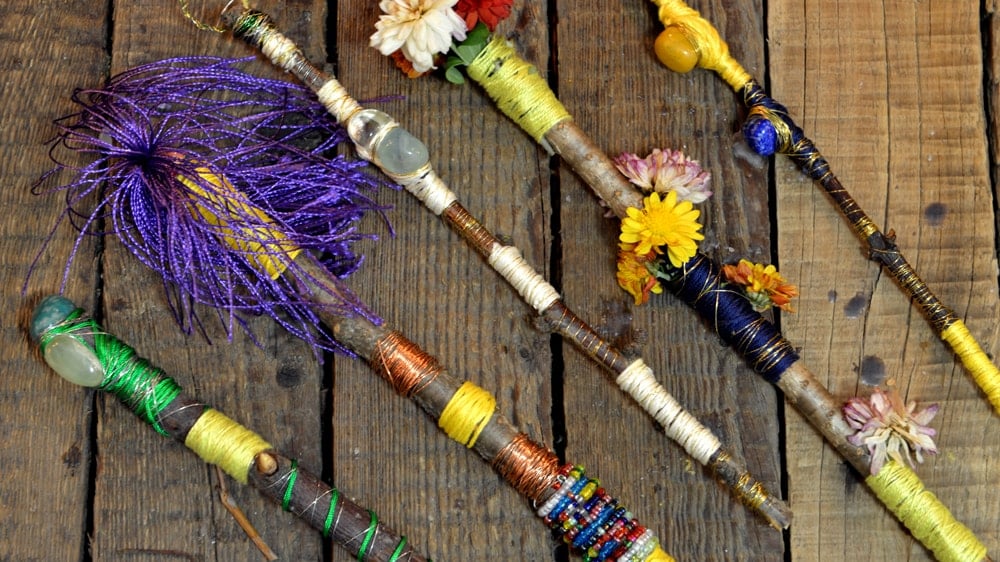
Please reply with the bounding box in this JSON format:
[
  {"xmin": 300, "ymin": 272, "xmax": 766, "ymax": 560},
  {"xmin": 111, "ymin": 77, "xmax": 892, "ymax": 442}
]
[{"xmin": 654, "ymin": 27, "xmax": 699, "ymax": 74}]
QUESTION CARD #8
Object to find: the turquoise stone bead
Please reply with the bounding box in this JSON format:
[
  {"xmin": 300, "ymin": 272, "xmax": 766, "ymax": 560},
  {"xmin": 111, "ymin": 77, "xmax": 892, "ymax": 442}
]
[
  {"xmin": 374, "ymin": 127, "xmax": 428, "ymax": 175},
  {"xmin": 30, "ymin": 295, "xmax": 77, "ymax": 341},
  {"xmin": 42, "ymin": 333, "xmax": 105, "ymax": 388}
]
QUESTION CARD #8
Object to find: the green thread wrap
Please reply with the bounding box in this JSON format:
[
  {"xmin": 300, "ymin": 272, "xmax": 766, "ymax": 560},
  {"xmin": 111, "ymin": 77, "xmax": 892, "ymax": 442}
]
[
  {"xmin": 38, "ymin": 310, "xmax": 182, "ymax": 435},
  {"xmin": 323, "ymin": 488, "xmax": 340, "ymax": 537},
  {"xmin": 357, "ymin": 510, "xmax": 377, "ymax": 561},
  {"xmin": 283, "ymin": 458, "xmax": 300, "ymax": 511}
]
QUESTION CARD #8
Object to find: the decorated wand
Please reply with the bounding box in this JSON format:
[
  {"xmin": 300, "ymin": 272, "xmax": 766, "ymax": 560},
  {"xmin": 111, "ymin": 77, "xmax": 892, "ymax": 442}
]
[
  {"xmin": 218, "ymin": 5, "xmax": 791, "ymax": 531},
  {"xmin": 647, "ymin": 0, "xmax": 1000, "ymax": 415},
  {"xmin": 37, "ymin": 57, "xmax": 674, "ymax": 562},
  {"xmin": 358, "ymin": 3, "xmax": 991, "ymax": 560},
  {"xmin": 30, "ymin": 295, "xmax": 427, "ymax": 562}
]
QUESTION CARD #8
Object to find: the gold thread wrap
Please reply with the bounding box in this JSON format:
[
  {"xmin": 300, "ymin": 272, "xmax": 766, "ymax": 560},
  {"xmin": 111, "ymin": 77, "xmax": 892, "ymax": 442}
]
[
  {"xmin": 467, "ymin": 37, "xmax": 571, "ymax": 143},
  {"xmin": 184, "ymin": 408, "xmax": 273, "ymax": 484},
  {"xmin": 650, "ymin": 0, "xmax": 751, "ymax": 89},
  {"xmin": 941, "ymin": 320, "xmax": 1000, "ymax": 414},
  {"xmin": 438, "ymin": 381, "xmax": 497, "ymax": 448},
  {"xmin": 866, "ymin": 460, "xmax": 989, "ymax": 562}
]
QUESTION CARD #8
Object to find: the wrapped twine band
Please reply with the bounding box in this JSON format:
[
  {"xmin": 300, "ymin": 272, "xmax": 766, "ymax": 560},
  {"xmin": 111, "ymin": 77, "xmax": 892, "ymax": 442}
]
[
  {"xmin": 34, "ymin": 299, "xmax": 424, "ymax": 561},
  {"xmin": 222, "ymin": 6, "xmax": 791, "ymax": 532},
  {"xmin": 653, "ymin": 0, "xmax": 1000, "ymax": 415}
]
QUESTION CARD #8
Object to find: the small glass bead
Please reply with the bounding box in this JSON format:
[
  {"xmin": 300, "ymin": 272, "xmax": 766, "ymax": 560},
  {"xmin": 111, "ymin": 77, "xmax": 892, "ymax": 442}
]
[
  {"xmin": 375, "ymin": 127, "xmax": 429, "ymax": 175},
  {"xmin": 654, "ymin": 27, "xmax": 699, "ymax": 74},
  {"xmin": 346, "ymin": 109, "xmax": 394, "ymax": 160},
  {"xmin": 43, "ymin": 333, "xmax": 105, "ymax": 388}
]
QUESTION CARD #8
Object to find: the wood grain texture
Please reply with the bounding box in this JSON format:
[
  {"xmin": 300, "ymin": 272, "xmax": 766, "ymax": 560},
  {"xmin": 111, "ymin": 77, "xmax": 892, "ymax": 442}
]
[
  {"xmin": 1, "ymin": 1, "xmax": 108, "ymax": 560},
  {"xmin": 771, "ymin": 0, "xmax": 1000, "ymax": 559},
  {"xmin": 2, "ymin": 0, "xmax": 999, "ymax": 560}
]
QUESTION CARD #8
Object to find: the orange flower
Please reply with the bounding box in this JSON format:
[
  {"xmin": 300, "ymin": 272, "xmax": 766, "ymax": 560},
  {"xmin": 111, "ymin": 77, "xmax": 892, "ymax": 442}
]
[
  {"xmin": 391, "ymin": 50, "xmax": 427, "ymax": 78},
  {"xmin": 722, "ymin": 259, "xmax": 798, "ymax": 312},
  {"xmin": 616, "ymin": 247, "xmax": 662, "ymax": 305}
]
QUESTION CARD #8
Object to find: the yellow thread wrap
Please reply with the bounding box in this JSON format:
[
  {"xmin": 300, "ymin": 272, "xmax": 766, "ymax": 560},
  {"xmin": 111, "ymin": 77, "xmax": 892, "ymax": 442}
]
[
  {"xmin": 185, "ymin": 408, "xmax": 273, "ymax": 484},
  {"xmin": 178, "ymin": 168, "xmax": 301, "ymax": 279},
  {"xmin": 646, "ymin": 546, "xmax": 676, "ymax": 562},
  {"xmin": 651, "ymin": 0, "xmax": 751, "ymax": 90},
  {"xmin": 467, "ymin": 37, "xmax": 571, "ymax": 142},
  {"xmin": 866, "ymin": 460, "xmax": 988, "ymax": 562},
  {"xmin": 438, "ymin": 381, "xmax": 497, "ymax": 448},
  {"xmin": 941, "ymin": 319, "xmax": 1000, "ymax": 414}
]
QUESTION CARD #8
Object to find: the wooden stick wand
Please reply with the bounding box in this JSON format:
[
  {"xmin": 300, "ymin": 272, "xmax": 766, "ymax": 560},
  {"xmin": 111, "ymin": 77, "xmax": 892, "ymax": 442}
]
[
  {"xmin": 30, "ymin": 295, "xmax": 427, "ymax": 562},
  {"xmin": 357, "ymin": 14, "xmax": 991, "ymax": 562},
  {"xmin": 219, "ymin": 6, "xmax": 791, "ymax": 531},
  {"xmin": 648, "ymin": 0, "xmax": 1000, "ymax": 415}
]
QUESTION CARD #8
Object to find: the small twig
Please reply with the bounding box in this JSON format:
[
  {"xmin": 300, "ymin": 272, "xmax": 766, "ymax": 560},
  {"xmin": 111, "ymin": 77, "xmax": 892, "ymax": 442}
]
[{"xmin": 214, "ymin": 465, "xmax": 278, "ymax": 561}]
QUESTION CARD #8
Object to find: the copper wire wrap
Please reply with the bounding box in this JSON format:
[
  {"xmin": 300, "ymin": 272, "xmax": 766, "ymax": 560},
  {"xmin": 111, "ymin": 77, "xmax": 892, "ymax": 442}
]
[
  {"xmin": 442, "ymin": 203, "xmax": 500, "ymax": 258},
  {"xmin": 492, "ymin": 433, "xmax": 562, "ymax": 502},
  {"xmin": 372, "ymin": 331, "xmax": 444, "ymax": 398}
]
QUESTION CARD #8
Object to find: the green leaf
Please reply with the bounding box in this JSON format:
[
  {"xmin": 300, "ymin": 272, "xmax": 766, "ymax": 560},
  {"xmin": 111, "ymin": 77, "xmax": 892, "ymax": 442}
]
[{"xmin": 444, "ymin": 57, "xmax": 466, "ymax": 84}]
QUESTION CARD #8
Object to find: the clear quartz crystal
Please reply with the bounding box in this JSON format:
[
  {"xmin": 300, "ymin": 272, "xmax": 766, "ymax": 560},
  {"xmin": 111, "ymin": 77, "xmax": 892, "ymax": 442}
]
[
  {"xmin": 43, "ymin": 334, "xmax": 105, "ymax": 388},
  {"xmin": 346, "ymin": 109, "xmax": 428, "ymax": 175}
]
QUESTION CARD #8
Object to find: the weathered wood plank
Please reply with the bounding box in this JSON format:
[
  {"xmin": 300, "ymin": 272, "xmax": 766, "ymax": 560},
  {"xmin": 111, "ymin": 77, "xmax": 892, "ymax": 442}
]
[
  {"xmin": 0, "ymin": 1, "xmax": 109, "ymax": 560},
  {"xmin": 556, "ymin": 0, "xmax": 785, "ymax": 559},
  {"xmin": 772, "ymin": 0, "xmax": 1000, "ymax": 559}
]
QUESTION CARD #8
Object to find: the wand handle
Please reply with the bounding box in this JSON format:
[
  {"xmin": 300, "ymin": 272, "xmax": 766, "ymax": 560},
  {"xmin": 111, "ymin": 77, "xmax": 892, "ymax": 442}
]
[{"xmin": 30, "ymin": 295, "xmax": 428, "ymax": 562}]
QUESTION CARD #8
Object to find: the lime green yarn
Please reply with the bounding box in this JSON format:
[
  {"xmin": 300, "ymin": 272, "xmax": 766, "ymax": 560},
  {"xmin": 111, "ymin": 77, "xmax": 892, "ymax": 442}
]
[
  {"xmin": 866, "ymin": 460, "xmax": 988, "ymax": 562},
  {"xmin": 467, "ymin": 36, "xmax": 571, "ymax": 143}
]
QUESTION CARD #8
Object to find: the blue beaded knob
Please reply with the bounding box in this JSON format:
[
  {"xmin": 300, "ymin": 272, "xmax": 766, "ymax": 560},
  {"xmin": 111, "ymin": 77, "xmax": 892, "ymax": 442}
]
[{"xmin": 742, "ymin": 115, "xmax": 778, "ymax": 157}]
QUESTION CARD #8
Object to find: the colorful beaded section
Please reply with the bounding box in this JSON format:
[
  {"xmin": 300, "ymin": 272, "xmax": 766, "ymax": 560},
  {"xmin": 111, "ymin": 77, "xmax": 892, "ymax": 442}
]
[{"xmin": 537, "ymin": 465, "xmax": 659, "ymax": 562}]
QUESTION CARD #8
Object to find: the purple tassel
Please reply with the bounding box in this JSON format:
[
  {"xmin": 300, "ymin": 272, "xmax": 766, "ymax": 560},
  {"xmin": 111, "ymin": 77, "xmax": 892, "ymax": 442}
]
[{"xmin": 32, "ymin": 57, "xmax": 395, "ymax": 355}]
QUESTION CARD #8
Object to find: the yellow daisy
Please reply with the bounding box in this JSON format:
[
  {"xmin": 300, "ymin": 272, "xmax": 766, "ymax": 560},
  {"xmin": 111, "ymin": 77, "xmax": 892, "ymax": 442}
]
[{"xmin": 619, "ymin": 190, "xmax": 703, "ymax": 267}]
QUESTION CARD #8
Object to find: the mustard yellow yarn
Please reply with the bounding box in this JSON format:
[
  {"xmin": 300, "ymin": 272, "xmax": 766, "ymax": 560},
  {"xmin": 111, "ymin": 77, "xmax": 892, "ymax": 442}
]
[
  {"xmin": 184, "ymin": 408, "xmax": 272, "ymax": 484},
  {"xmin": 866, "ymin": 460, "xmax": 988, "ymax": 562},
  {"xmin": 646, "ymin": 546, "xmax": 676, "ymax": 562},
  {"xmin": 467, "ymin": 37, "xmax": 571, "ymax": 143},
  {"xmin": 438, "ymin": 381, "xmax": 497, "ymax": 448},
  {"xmin": 651, "ymin": 0, "xmax": 751, "ymax": 90},
  {"xmin": 941, "ymin": 319, "xmax": 1000, "ymax": 415}
]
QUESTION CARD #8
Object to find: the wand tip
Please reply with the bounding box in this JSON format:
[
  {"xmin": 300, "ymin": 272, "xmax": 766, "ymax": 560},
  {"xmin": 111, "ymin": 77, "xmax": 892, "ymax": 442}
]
[
  {"xmin": 30, "ymin": 295, "xmax": 76, "ymax": 342},
  {"xmin": 32, "ymin": 295, "xmax": 106, "ymax": 388}
]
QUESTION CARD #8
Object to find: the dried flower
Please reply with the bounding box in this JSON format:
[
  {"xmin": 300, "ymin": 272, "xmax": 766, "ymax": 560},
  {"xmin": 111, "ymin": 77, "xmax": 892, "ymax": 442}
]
[
  {"xmin": 454, "ymin": 0, "xmax": 513, "ymax": 31},
  {"xmin": 721, "ymin": 259, "xmax": 798, "ymax": 312},
  {"xmin": 371, "ymin": 0, "xmax": 468, "ymax": 73},
  {"xmin": 614, "ymin": 148, "xmax": 712, "ymax": 204},
  {"xmin": 619, "ymin": 191, "xmax": 704, "ymax": 267},
  {"xmin": 616, "ymin": 246, "xmax": 662, "ymax": 305},
  {"xmin": 843, "ymin": 387, "xmax": 939, "ymax": 475}
]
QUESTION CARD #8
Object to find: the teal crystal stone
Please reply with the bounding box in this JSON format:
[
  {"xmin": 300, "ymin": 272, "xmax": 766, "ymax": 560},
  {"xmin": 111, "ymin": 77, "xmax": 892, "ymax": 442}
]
[
  {"xmin": 30, "ymin": 295, "xmax": 77, "ymax": 341},
  {"xmin": 42, "ymin": 333, "xmax": 105, "ymax": 388}
]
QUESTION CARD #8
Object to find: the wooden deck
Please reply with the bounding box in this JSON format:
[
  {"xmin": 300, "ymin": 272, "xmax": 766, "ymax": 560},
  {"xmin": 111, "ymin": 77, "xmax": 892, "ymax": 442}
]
[{"xmin": 2, "ymin": 0, "xmax": 998, "ymax": 560}]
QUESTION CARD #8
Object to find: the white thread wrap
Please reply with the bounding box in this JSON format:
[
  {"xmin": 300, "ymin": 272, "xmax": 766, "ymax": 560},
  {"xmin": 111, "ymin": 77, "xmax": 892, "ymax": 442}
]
[
  {"xmin": 616, "ymin": 359, "xmax": 721, "ymax": 464},
  {"xmin": 393, "ymin": 168, "xmax": 458, "ymax": 216},
  {"xmin": 259, "ymin": 28, "xmax": 299, "ymax": 71},
  {"xmin": 316, "ymin": 80, "xmax": 363, "ymax": 125},
  {"xmin": 487, "ymin": 245, "xmax": 560, "ymax": 312}
]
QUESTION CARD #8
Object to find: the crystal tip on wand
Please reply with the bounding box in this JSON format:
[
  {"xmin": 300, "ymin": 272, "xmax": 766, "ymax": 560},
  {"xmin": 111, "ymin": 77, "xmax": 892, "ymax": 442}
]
[{"xmin": 31, "ymin": 295, "xmax": 105, "ymax": 388}]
